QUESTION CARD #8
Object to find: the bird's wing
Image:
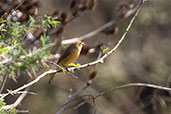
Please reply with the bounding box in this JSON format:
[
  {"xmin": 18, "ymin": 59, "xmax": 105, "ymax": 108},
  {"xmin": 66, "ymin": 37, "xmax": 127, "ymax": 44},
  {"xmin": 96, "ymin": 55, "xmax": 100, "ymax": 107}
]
[{"xmin": 57, "ymin": 44, "xmax": 76, "ymax": 64}]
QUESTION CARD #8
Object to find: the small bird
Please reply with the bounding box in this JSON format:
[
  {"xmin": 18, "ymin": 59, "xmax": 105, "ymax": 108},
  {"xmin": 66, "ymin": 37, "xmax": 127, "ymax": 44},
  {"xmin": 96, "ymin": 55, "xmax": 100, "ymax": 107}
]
[
  {"xmin": 48, "ymin": 41, "xmax": 85, "ymax": 84},
  {"xmin": 57, "ymin": 41, "xmax": 85, "ymax": 67}
]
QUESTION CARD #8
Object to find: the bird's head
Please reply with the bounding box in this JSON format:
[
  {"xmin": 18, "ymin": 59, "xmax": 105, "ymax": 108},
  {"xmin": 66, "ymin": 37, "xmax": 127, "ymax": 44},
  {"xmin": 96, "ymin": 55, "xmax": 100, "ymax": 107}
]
[{"xmin": 76, "ymin": 41, "xmax": 86, "ymax": 49}]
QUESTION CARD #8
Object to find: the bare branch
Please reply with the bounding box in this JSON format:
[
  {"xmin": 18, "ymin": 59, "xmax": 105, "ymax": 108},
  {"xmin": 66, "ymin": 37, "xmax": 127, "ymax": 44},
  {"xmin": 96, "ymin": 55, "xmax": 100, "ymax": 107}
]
[
  {"xmin": 0, "ymin": 20, "xmax": 114, "ymax": 66},
  {"xmin": 0, "ymin": 70, "xmax": 57, "ymax": 99},
  {"xmin": 0, "ymin": 75, "xmax": 8, "ymax": 93},
  {"xmin": 56, "ymin": 0, "xmax": 146, "ymax": 113},
  {"xmin": 1, "ymin": 92, "xmax": 27, "ymax": 109},
  {"xmin": 57, "ymin": 80, "xmax": 92, "ymax": 114},
  {"xmin": 1, "ymin": 88, "xmax": 36, "ymax": 109},
  {"xmin": 95, "ymin": 83, "xmax": 171, "ymax": 97},
  {"xmin": 66, "ymin": 82, "xmax": 171, "ymax": 112},
  {"xmin": 67, "ymin": 0, "xmax": 145, "ymax": 71},
  {"xmin": 0, "ymin": 0, "xmax": 145, "ymax": 102},
  {"xmin": 61, "ymin": 20, "xmax": 115, "ymax": 45}
]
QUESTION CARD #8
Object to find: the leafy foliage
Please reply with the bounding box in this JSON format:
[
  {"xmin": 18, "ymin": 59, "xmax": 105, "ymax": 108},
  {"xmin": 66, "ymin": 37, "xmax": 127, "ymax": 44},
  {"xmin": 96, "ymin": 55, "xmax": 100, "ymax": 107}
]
[
  {"xmin": 103, "ymin": 47, "xmax": 109, "ymax": 54},
  {"xmin": 0, "ymin": 15, "xmax": 60, "ymax": 81},
  {"xmin": 0, "ymin": 98, "xmax": 17, "ymax": 114},
  {"xmin": 0, "ymin": 13, "xmax": 60, "ymax": 110}
]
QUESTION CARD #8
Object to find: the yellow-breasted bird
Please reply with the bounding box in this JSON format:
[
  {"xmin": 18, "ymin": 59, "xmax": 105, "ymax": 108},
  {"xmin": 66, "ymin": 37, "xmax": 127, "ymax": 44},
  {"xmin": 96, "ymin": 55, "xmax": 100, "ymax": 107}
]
[
  {"xmin": 48, "ymin": 41, "xmax": 85, "ymax": 84},
  {"xmin": 57, "ymin": 41, "xmax": 85, "ymax": 67}
]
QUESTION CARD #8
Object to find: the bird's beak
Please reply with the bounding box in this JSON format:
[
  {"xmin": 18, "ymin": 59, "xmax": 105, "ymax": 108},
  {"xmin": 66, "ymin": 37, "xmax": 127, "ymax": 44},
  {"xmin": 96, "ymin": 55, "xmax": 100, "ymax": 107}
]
[{"xmin": 82, "ymin": 42, "xmax": 86, "ymax": 46}]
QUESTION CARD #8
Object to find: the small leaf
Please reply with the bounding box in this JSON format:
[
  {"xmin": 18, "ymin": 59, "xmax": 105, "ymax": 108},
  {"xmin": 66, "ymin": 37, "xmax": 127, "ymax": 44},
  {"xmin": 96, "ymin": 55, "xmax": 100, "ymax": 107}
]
[
  {"xmin": 29, "ymin": 16, "xmax": 35, "ymax": 25},
  {"xmin": 18, "ymin": 45, "xmax": 27, "ymax": 55},
  {"xmin": 76, "ymin": 64, "xmax": 81, "ymax": 67},
  {"xmin": 71, "ymin": 70, "xmax": 75, "ymax": 73},
  {"xmin": 0, "ymin": 19, "xmax": 6, "ymax": 23},
  {"xmin": 7, "ymin": 89, "xmax": 14, "ymax": 95},
  {"xmin": 13, "ymin": 40, "xmax": 17, "ymax": 46},
  {"xmin": 20, "ymin": 65, "xmax": 27, "ymax": 71},
  {"xmin": 34, "ymin": 8, "xmax": 38, "ymax": 15},
  {"xmin": 103, "ymin": 47, "xmax": 109, "ymax": 54},
  {"xmin": 0, "ymin": 98, "xmax": 6, "ymax": 107},
  {"xmin": 0, "ymin": 48, "xmax": 11, "ymax": 54},
  {"xmin": 49, "ymin": 73, "xmax": 55, "ymax": 77},
  {"xmin": 68, "ymin": 63, "xmax": 75, "ymax": 67},
  {"xmin": 11, "ymin": 75, "xmax": 17, "ymax": 82},
  {"xmin": 62, "ymin": 68, "xmax": 66, "ymax": 74}
]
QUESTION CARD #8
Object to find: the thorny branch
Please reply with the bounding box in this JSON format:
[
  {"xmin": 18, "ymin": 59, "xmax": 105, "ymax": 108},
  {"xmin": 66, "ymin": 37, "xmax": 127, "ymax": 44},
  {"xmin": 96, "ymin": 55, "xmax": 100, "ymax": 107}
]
[
  {"xmin": 0, "ymin": 1, "xmax": 147, "ymax": 111},
  {"xmin": 0, "ymin": 0, "xmax": 145, "ymax": 100}
]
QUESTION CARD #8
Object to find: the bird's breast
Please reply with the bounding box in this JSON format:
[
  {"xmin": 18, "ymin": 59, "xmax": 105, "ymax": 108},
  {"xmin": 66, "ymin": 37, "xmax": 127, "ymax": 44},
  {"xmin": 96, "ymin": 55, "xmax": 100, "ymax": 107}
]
[{"xmin": 59, "ymin": 48, "xmax": 80, "ymax": 67}]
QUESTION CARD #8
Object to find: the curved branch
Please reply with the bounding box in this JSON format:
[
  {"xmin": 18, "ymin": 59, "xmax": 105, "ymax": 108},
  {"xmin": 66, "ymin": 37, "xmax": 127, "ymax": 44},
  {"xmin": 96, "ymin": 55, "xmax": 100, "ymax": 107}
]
[
  {"xmin": 96, "ymin": 83, "xmax": 171, "ymax": 97},
  {"xmin": 0, "ymin": 70, "xmax": 57, "ymax": 99},
  {"xmin": 1, "ymin": 92, "xmax": 27, "ymax": 109},
  {"xmin": 65, "ymin": 82, "xmax": 171, "ymax": 113},
  {"xmin": 1, "ymin": 88, "xmax": 36, "ymax": 109},
  {"xmin": 67, "ymin": 0, "xmax": 145, "ymax": 71},
  {"xmin": 0, "ymin": 0, "xmax": 145, "ymax": 100},
  {"xmin": 0, "ymin": 20, "xmax": 114, "ymax": 66}
]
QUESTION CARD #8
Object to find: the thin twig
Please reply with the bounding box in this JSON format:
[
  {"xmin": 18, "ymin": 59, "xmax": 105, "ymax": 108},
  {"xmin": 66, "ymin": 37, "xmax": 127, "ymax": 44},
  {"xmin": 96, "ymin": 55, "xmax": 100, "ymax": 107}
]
[
  {"xmin": 61, "ymin": 20, "xmax": 115, "ymax": 45},
  {"xmin": 95, "ymin": 83, "xmax": 171, "ymax": 97},
  {"xmin": 16, "ymin": 91, "xmax": 37, "ymax": 95},
  {"xmin": 56, "ymin": 0, "xmax": 145, "ymax": 113},
  {"xmin": 57, "ymin": 47, "xmax": 102, "ymax": 113},
  {"xmin": 67, "ymin": 0, "xmax": 145, "ymax": 71},
  {"xmin": 1, "ymin": 93, "xmax": 27, "ymax": 109},
  {"xmin": 0, "ymin": 0, "xmax": 145, "ymax": 101},
  {"xmin": 3, "ymin": 0, "xmax": 26, "ymax": 18},
  {"xmin": 1, "ymin": 88, "xmax": 31, "ymax": 109},
  {"xmin": 46, "ymin": 61, "xmax": 78, "ymax": 84},
  {"xmin": 56, "ymin": 81, "xmax": 91, "ymax": 114},
  {"xmin": 67, "ymin": 82, "xmax": 171, "ymax": 112},
  {"xmin": 69, "ymin": 95, "xmax": 95, "ymax": 113},
  {"xmin": 48, "ymin": 3, "xmax": 93, "ymax": 36},
  {"xmin": 0, "ymin": 20, "xmax": 114, "ymax": 66},
  {"xmin": 0, "ymin": 75, "xmax": 8, "ymax": 93},
  {"xmin": 0, "ymin": 70, "xmax": 57, "ymax": 99}
]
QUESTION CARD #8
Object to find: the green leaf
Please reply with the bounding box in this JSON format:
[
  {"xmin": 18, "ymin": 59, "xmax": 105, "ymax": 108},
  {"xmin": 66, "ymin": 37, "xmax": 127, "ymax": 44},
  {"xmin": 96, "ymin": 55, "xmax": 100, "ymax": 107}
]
[
  {"xmin": 11, "ymin": 49, "xmax": 20, "ymax": 57},
  {"xmin": 76, "ymin": 64, "xmax": 81, "ymax": 67},
  {"xmin": 13, "ymin": 40, "xmax": 17, "ymax": 46},
  {"xmin": 0, "ymin": 98, "xmax": 6, "ymax": 107},
  {"xmin": 0, "ymin": 48, "xmax": 11, "ymax": 54},
  {"xmin": 42, "ymin": 15, "xmax": 60, "ymax": 28},
  {"xmin": 29, "ymin": 16, "xmax": 35, "ymax": 25},
  {"xmin": 0, "ymin": 19, "xmax": 6, "ymax": 23},
  {"xmin": 18, "ymin": 44, "xmax": 27, "ymax": 55},
  {"xmin": 103, "ymin": 47, "xmax": 109, "ymax": 54},
  {"xmin": 61, "ymin": 68, "xmax": 66, "ymax": 74},
  {"xmin": 49, "ymin": 73, "xmax": 55, "ymax": 77},
  {"xmin": 40, "ymin": 35, "xmax": 45, "ymax": 48},
  {"xmin": 7, "ymin": 89, "xmax": 14, "ymax": 95},
  {"xmin": 71, "ymin": 70, "xmax": 74, "ymax": 73},
  {"xmin": 0, "ymin": 43, "xmax": 3, "ymax": 48},
  {"xmin": 68, "ymin": 63, "xmax": 76, "ymax": 67},
  {"xmin": 19, "ymin": 65, "xmax": 27, "ymax": 71}
]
